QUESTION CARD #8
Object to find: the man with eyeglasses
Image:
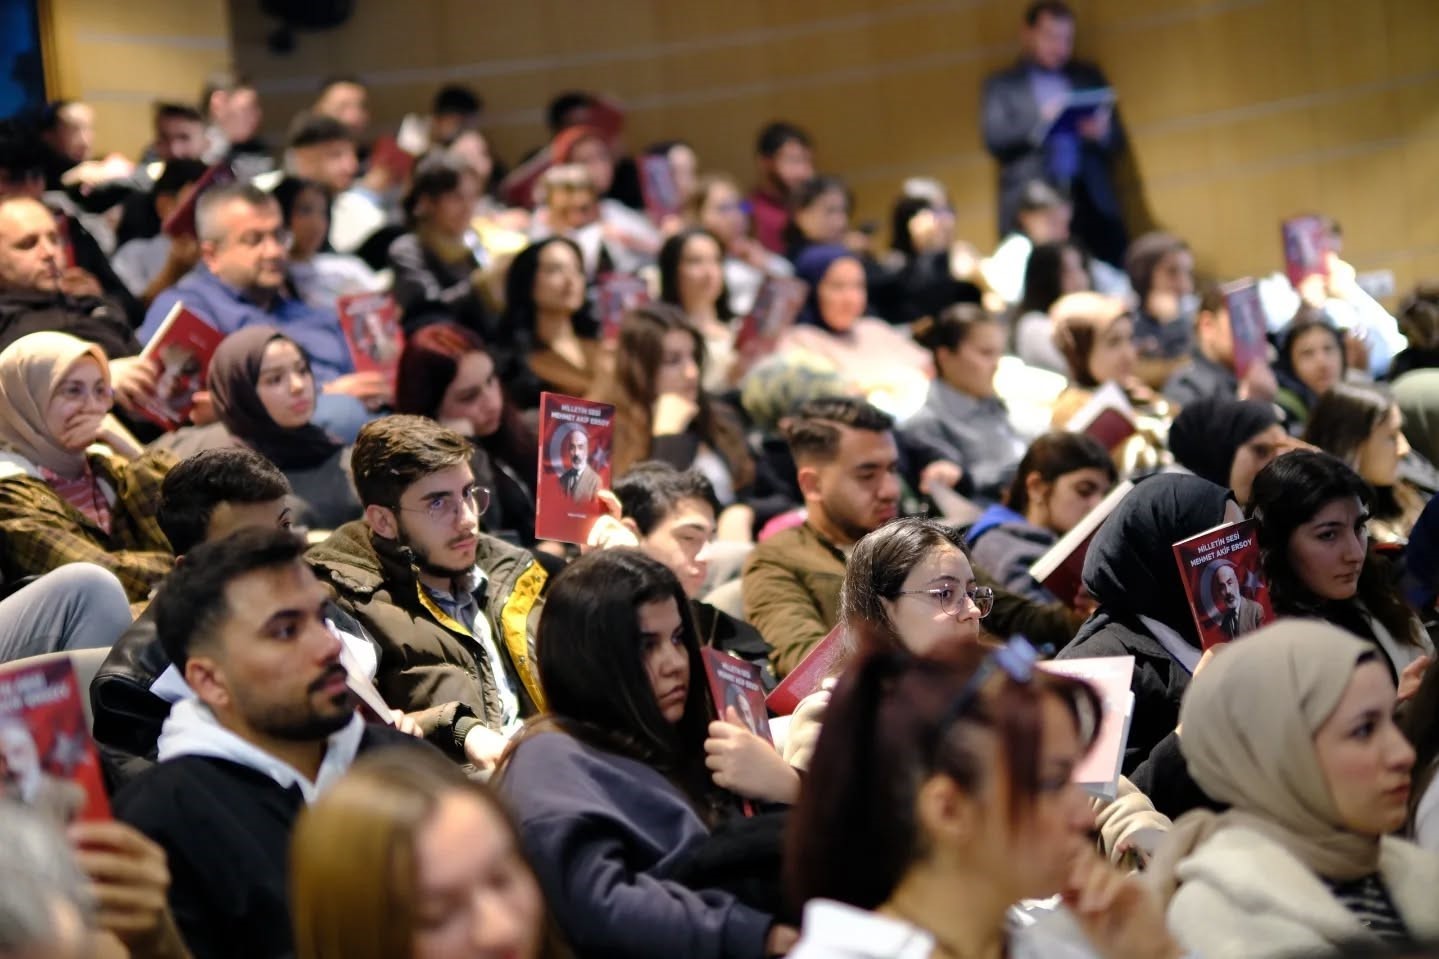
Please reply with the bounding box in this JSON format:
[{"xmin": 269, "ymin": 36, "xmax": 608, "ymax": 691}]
[
  {"xmin": 139, "ymin": 182, "xmax": 388, "ymax": 441},
  {"xmin": 308, "ymin": 415, "xmax": 551, "ymax": 773}
]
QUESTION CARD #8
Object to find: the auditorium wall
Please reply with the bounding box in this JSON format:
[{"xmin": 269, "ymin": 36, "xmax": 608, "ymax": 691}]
[{"xmin": 227, "ymin": 0, "xmax": 1439, "ymax": 298}]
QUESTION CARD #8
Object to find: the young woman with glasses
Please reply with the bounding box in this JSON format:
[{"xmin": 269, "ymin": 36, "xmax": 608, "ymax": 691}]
[{"xmin": 784, "ymin": 643, "xmax": 1184, "ymax": 959}]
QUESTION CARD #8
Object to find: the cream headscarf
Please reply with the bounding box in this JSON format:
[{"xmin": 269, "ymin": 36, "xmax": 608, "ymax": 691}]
[
  {"xmin": 1148, "ymin": 619, "xmax": 1382, "ymax": 901},
  {"xmin": 0, "ymin": 331, "xmax": 111, "ymax": 476}
]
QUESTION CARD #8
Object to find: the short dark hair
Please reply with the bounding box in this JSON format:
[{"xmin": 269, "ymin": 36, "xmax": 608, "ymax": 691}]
[
  {"xmin": 352, "ymin": 415, "xmax": 472, "ymax": 509},
  {"xmin": 403, "ymin": 154, "xmax": 470, "ymax": 225},
  {"xmin": 287, "ymin": 111, "xmax": 354, "ymax": 150},
  {"xmin": 152, "ymin": 158, "xmax": 209, "ymax": 198},
  {"xmin": 1024, "ymin": 0, "xmax": 1074, "ymax": 25},
  {"xmin": 154, "ymin": 527, "xmax": 307, "ymax": 669},
  {"xmin": 784, "ymin": 397, "xmax": 894, "ymax": 466},
  {"xmin": 912, "ymin": 303, "xmax": 1000, "ymax": 356},
  {"xmin": 1005, "ymin": 431, "xmax": 1115, "ymax": 514},
  {"xmin": 158, "ymin": 448, "xmax": 292, "ymax": 555},
  {"xmin": 433, "ymin": 84, "xmax": 482, "ymax": 118},
  {"xmin": 154, "ymin": 102, "xmax": 203, "ymax": 125},
  {"xmin": 1125, "ymin": 231, "xmax": 1190, "ymax": 304},
  {"xmin": 1399, "ymin": 282, "xmax": 1439, "ymax": 351},
  {"xmin": 546, "ymin": 91, "xmax": 595, "ymax": 133},
  {"xmin": 756, "ymin": 121, "xmax": 812, "ymax": 158},
  {"xmin": 613, "ymin": 462, "xmax": 720, "ymax": 536}
]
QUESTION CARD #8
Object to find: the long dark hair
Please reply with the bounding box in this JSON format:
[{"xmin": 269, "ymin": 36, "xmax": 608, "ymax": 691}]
[
  {"xmin": 1248, "ymin": 450, "xmax": 1420, "ymax": 649},
  {"xmin": 1017, "ymin": 241, "xmax": 1087, "ymax": 318},
  {"xmin": 1275, "ymin": 314, "xmax": 1346, "ymax": 408},
  {"xmin": 1005, "ymin": 431, "xmax": 1115, "ymax": 515},
  {"xmin": 392, "ymin": 322, "xmax": 538, "ymax": 473},
  {"xmin": 596, "ymin": 303, "xmax": 754, "ymax": 488},
  {"xmin": 520, "ymin": 549, "xmax": 731, "ymax": 820},
  {"xmin": 658, "ymin": 228, "xmax": 734, "ymax": 321},
  {"xmin": 839, "ymin": 518, "xmax": 970, "ymax": 655},
  {"xmin": 1305, "ymin": 382, "xmax": 1405, "ymax": 522},
  {"xmin": 784, "ymin": 649, "xmax": 1100, "ymax": 913},
  {"xmin": 502, "ymin": 237, "xmax": 597, "ymax": 344}
]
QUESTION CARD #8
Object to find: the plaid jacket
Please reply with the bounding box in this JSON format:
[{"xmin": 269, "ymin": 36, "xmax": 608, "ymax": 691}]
[{"xmin": 0, "ymin": 448, "xmax": 176, "ymax": 601}]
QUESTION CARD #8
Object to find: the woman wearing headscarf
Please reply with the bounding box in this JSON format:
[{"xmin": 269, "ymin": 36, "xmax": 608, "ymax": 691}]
[
  {"xmin": 1149, "ymin": 621, "xmax": 1439, "ymax": 957},
  {"xmin": 159, "ymin": 326, "xmax": 360, "ymax": 531},
  {"xmin": 776, "ymin": 244, "xmax": 930, "ymax": 421},
  {"xmin": 210, "ymin": 327, "xmax": 360, "ymax": 530},
  {"xmin": 1167, "ymin": 396, "xmax": 1300, "ymax": 508},
  {"xmin": 0, "ymin": 331, "xmax": 174, "ymax": 601},
  {"xmin": 1055, "ymin": 473, "xmax": 1242, "ymax": 775}
]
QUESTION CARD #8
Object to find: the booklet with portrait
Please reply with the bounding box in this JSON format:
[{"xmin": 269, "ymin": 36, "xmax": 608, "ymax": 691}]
[
  {"xmin": 534, "ymin": 392, "xmax": 615, "ymax": 544},
  {"xmin": 336, "ymin": 291, "xmax": 405, "ymax": 386},
  {"xmin": 1222, "ymin": 277, "xmax": 1269, "ymax": 378},
  {"xmin": 0, "ymin": 657, "xmax": 110, "ymax": 822},
  {"xmin": 1282, "ymin": 214, "xmax": 1330, "ymax": 287},
  {"xmin": 134, "ymin": 301, "xmax": 225, "ymax": 430},
  {"xmin": 701, "ymin": 648, "xmax": 774, "ymax": 743},
  {"xmin": 595, "ymin": 272, "xmax": 651, "ymax": 345},
  {"xmin": 1171, "ymin": 518, "xmax": 1274, "ymax": 651}
]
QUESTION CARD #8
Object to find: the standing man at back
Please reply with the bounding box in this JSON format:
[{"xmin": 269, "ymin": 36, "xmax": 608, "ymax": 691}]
[{"xmin": 981, "ymin": 1, "xmax": 1128, "ymax": 265}]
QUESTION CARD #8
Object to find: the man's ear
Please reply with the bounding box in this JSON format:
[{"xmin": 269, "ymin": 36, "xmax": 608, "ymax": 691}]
[
  {"xmin": 365, "ymin": 504, "xmax": 398, "ymax": 540},
  {"xmin": 797, "ymin": 463, "xmax": 823, "ymax": 504},
  {"xmin": 183, "ymin": 655, "xmax": 231, "ymax": 713},
  {"xmin": 198, "ymin": 239, "xmax": 220, "ymax": 270},
  {"xmin": 619, "ymin": 517, "xmax": 642, "ymax": 538}
]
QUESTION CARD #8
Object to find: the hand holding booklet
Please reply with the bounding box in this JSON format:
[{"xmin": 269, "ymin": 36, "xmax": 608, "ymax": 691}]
[
  {"xmin": 0, "ymin": 658, "xmax": 110, "ymax": 821},
  {"xmin": 1031, "ymin": 87, "xmax": 1116, "ymax": 145},
  {"xmin": 1038, "ymin": 655, "xmax": 1135, "ymax": 800},
  {"xmin": 1063, "ymin": 381, "xmax": 1138, "ymax": 450},
  {"xmin": 134, "ymin": 302, "xmax": 225, "ymax": 430}
]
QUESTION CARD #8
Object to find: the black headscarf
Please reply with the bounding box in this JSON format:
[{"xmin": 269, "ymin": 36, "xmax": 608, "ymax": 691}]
[
  {"xmin": 1074, "ymin": 473, "xmax": 1235, "ymax": 649},
  {"xmin": 209, "ymin": 325, "xmax": 343, "ymax": 471},
  {"xmin": 1168, "ymin": 397, "xmax": 1279, "ymax": 489}
]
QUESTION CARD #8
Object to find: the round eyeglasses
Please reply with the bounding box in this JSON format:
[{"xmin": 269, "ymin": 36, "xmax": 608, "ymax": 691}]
[
  {"xmin": 895, "ymin": 584, "xmax": 994, "ymax": 619},
  {"xmin": 396, "ymin": 484, "xmax": 491, "ymax": 523}
]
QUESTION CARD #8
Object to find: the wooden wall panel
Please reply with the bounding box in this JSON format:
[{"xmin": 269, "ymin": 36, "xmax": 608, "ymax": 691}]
[
  {"xmin": 222, "ymin": 0, "xmax": 1436, "ymax": 301},
  {"xmin": 44, "ymin": 0, "xmax": 231, "ymax": 157}
]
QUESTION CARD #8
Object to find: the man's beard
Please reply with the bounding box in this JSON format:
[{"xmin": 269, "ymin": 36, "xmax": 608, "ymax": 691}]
[
  {"xmin": 239, "ymin": 665, "xmax": 355, "ymax": 743},
  {"xmin": 397, "ymin": 515, "xmax": 475, "ymax": 583}
]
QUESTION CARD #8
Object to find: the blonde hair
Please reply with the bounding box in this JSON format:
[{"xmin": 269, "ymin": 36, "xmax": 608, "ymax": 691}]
[{"xmin": 290, "ymin": 748, "xmax": 568, "ymax": 959}]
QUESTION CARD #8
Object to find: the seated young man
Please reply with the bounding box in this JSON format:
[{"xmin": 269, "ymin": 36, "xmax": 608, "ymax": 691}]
[
  {"xmin": 91, "ymin": 447, "xmax": 295, "ymax": 779},
  {"xmin": 613, "ymin": 461, "xmax": 777, "ymax": 688},
  {"xmin": 90, "ymin": 447, "xmax": 389, "ymax": 787},
  {"xmin": 307, "ymin": 414, "xmax": 549, "ymax": 771},
  {"xmin": 742, "ymin": 397, "xmax": 1077, "ymax": 676},
  {"xmin": 112, "ymin": 526, "xmax": 424, "ymax": 959},
  {"xmin": 1162, "ymin": 281, "xmax": 1277, "ymax": 410}
]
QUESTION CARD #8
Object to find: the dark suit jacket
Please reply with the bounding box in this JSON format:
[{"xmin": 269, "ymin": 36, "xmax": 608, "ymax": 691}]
[{"xmin": 980, "ymin": 58, "xmax": 1127, "ymax": 234}]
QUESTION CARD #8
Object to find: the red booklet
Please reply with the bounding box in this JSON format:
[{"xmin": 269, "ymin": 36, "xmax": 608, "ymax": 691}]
[
  {"xmin": 1038, "ymin": 655, "xmax": 1134, "ymax": 799},
  {"xmin": 1282, "ymin": 215, "xmax": 1330, "ymax": 287},
  {"xmin": 1223, "ymin": 277, "xmax": 1269, "ymax": 378},
  {"xmin": 535, "ymin": 392, "xmax": 615, "ymax": 544},
  {"xmin": 135, "ymin": 302, "xmax": 225, "ymax": 430},
  {"xmin": 766, "ymin": 622, "xmax": 847, "ymax": 717},
  {"xmin": 595, "ymin": 273, "xmax": 650, "ymax": 345},
  {"xmin": 0, "ymin": 658, "xmax": 110, "ymax": 821},
  {"xmin": 336, "ymin": 291, "xmax": 405, "ymax": 384},
  {"xmin": 161, "ymin": 161, "xmax": 236, "ymax": 238},
  {"xmin": 1064, "ymin": 381, "xmax": 1138, "ymax": 450},
  {"xmin": 732, "ymin": 276, "xmax": 808, "ymax": 354},
  {"xmin": 1027, "ymin": 480, "xmax": 1134, "ymax": 608},
  {"xmin": 639, "ymin": 154, "xmax": 682, "ymax": 225},
  {"xmin": 1171, "ymin": 518, "xmax": 1274, "ymax": 651},
  {"xmin": 701, "ymin": 648, "xmax": 773, "ymax": 742}
]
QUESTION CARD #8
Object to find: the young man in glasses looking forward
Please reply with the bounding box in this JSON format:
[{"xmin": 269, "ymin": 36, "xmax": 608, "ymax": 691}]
[{"xmin": 308, "ymin": 414, "xmax": 550, "ymax": 771}]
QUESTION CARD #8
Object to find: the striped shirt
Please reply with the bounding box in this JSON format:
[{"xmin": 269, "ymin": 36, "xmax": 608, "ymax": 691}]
[
  {"xmin": 39, "ymin": 462, "xmax": 113, "ymax": 534},
  {"xmin": 1322, "ymin": 873, "xmax": 1411, "ymax": 943}
]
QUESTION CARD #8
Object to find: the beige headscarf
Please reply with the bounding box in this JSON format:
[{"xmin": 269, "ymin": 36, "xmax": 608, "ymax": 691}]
[
  {"xmin": 0, "ymin": 331, "xmax": 111, "ymax": 476},
  {"xmin": 1147, "ymin": 619, "xmax": 1381, "ymax": 901}
]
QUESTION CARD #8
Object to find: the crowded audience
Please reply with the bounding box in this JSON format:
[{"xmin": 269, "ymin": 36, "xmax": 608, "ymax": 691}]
[{"xmin": 5, "ymin": 4, "xmax": 1439, "ymax": 957}]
